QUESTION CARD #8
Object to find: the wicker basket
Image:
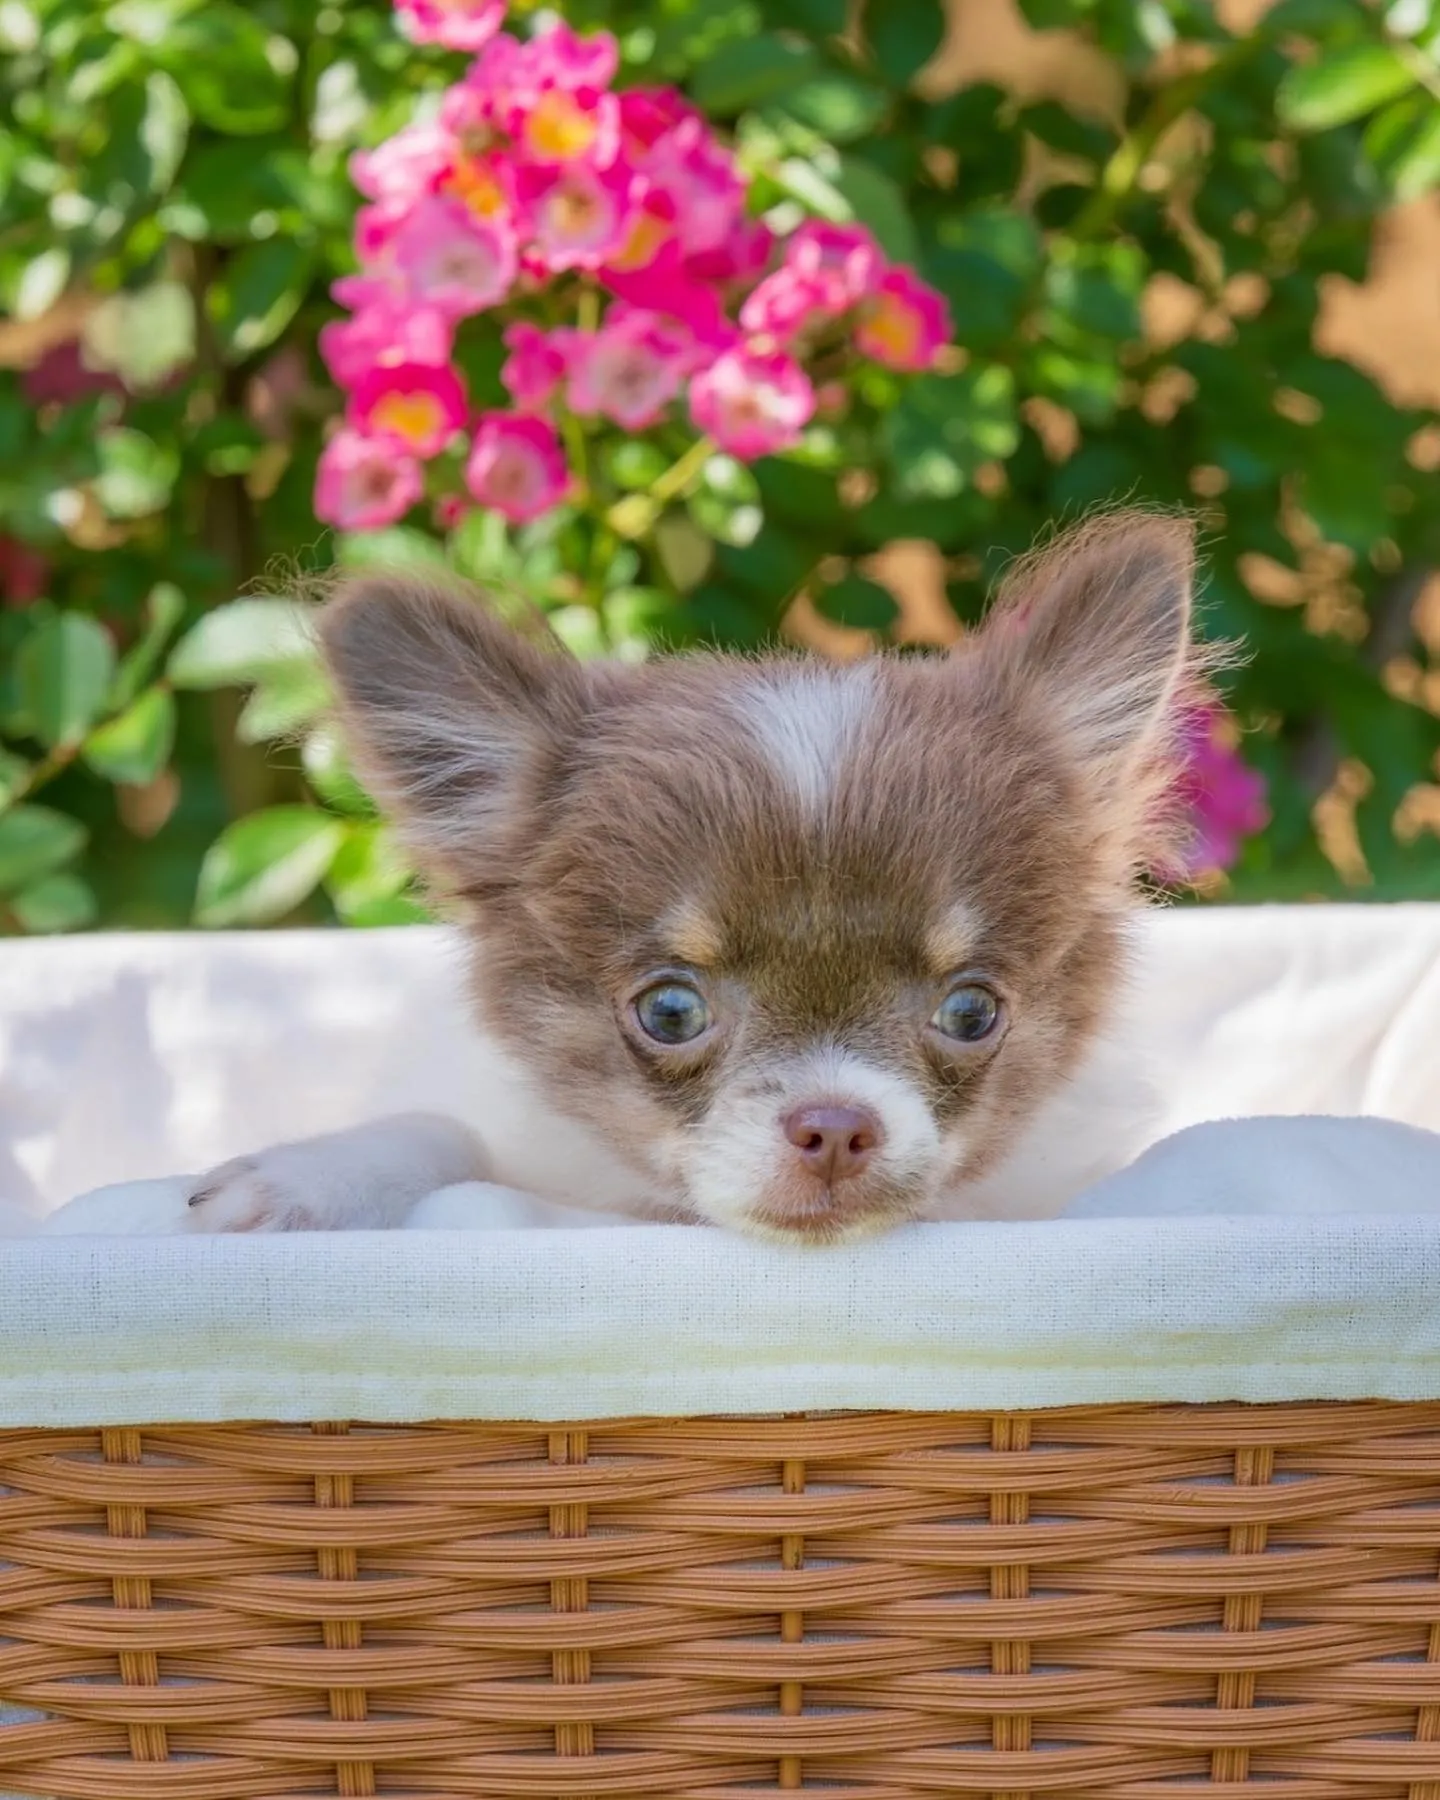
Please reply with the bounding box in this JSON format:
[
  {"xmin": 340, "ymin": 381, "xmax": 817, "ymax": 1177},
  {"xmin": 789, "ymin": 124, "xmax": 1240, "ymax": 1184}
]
[{"xmin": 3, "ymin": 1403, "xmax": 1440, "ymax": 1799}]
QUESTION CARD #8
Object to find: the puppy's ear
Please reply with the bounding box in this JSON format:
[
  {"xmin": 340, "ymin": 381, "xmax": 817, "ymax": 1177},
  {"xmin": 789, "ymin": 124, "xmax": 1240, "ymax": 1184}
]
[
  {"xmin": 983, "ymin": 510, "xmax": 1196, "ymax": 777},
  {"xmin": 317, "ymin": 574, "xmax": 589, "ymax": 887}
]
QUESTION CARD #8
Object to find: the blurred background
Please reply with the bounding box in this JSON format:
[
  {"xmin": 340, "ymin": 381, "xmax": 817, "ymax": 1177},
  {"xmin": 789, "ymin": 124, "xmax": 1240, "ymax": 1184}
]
[{"xmin": 3, "ymin": 0, "xmax": 1440, "ymax": 932}]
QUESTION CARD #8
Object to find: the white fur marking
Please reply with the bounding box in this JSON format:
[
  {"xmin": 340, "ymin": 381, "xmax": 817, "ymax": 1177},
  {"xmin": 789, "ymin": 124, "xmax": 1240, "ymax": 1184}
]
[
  {"xmin": 685, "ymin": 1045, "xmax": 943, "ymax": 1236},
  {"xmin": 732, "ymin": 665, "xmax": 876, "ymax": 813}
]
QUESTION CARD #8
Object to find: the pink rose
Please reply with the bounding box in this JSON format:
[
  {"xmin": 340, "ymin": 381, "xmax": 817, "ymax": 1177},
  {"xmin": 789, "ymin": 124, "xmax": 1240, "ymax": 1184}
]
[
  {"xmin": 740, "ymin": 268, "xmax": 833, "ymax": 344},
  {"xmin": 601, "ymin": 248, "xmax": 737, "ymax": 346},
  {"xmin": 355, "ymin": 199, "xmax": 409, "ymax": 265},
  {"xmin": 567, "ymin": 308, "xmax": 692, "ymax": 430},
  {"xmin": 685, "ymin": 216, "xmax": 774, "ymax": 287},
  {"xmin": 525, "ymin": 160, "xmax": 636, "ymax": 271},
  {"xmin": 605, "ymin": 190, "xmax": 679, "ymax": 274},
  {"xmin": 331, "ymin": 272, "xmax": 398, "ymax": 314},
  {"xmin": 618, "ymin": 86, "xmax": 701, "ymax": 157},
  {"xmin": 511, "ymin": 87, "xmax": 619, "ymax": 170},
  {"xmin": 464, "ymin": 411, "xmax": 569, "ymax": 522},
  {"xmin": 348, "ymin": 361, "xmax": 468, "ymax": 458},
  {"xmin": 1169, "ymin": 706, "xmax": 1270, "ymax": 879},
  {"xmin": 389, "ymin": 194, "xmax": 517, "ymax": 317},
  {"xmin": 513, "ymin": 20, "xmax": 618, "ymax": 97},
  {"xmin": 689, "ymin": 346, "xmax": 815, "ymax": 461},
  {"xmin": 786, "ymin": 221, "xmax": 883, "ymax": 308},
  {"xmin": 639, "ymin": 117, "xmax": 743, "ymax": 256},
  {"xmin": 394, "ymin": 0, "xmax": 505, "ymax": 53},
  {"xmin": 434, "ymin": 148, "xmax": 520, "ymax": 228},
  {"xmin": 350, "ymin": 121, "xmax": 454, "ymax": 206},
  {"xmin": 500, "ymin": 321, "xmax": 570, "ymax": 411},
  {"xmin": 457, "ymin": 23, "xmax": 618, "ymax": 149},
  {"xmin": 319, "ymin": 303, "xmax": 453, "ymax": 388},
  {"xmin": 315, "ymin": 429, "xmax": 424, "ymax": 531},
  {"xmin": 853, "ymin": 267, "xmax": 952, "ymax": 371}
]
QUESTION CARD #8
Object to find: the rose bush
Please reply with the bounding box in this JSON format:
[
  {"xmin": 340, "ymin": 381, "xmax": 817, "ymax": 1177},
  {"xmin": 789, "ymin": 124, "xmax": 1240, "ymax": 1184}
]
[{"xmin": 2, "ymin": 0, "xmax": 1438, "ymax": 931}]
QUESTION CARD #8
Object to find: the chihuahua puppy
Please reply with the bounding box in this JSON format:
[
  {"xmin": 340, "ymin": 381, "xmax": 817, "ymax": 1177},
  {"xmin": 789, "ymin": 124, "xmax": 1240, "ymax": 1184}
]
[{"xmin": 182, "ymin": 510, "xmax": 1202, "ymax": 1243}]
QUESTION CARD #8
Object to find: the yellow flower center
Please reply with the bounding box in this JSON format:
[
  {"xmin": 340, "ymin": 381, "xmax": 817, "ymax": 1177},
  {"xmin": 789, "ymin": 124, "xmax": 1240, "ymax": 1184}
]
[
  {"xmin": 550, "ymin": 184, "xmax": 601, "ymax": 237},
  {"xmin": 862, "ymin": 296, "xmax": 922, "ymax": 362},
  {"xmin": 371, "ymin": 391, "xmax": 444, "ymax": 446},
  {"xmin": 444, "ymin": 156, "xmax": 506, "ymax": 218},
  {"xmin": 610, "ymin": 209, "xmax": 671, "ymax": 272},
  {"xmin": 525, "ymin": 91, "xmax": 597, "ymax": 161}
]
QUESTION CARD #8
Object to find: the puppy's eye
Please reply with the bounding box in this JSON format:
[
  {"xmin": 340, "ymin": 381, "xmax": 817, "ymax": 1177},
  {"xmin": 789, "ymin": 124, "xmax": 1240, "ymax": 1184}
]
[
  {"xmin": 634, "ymin": 981, "xmax": 712, "ymax": 1046},
  {"xmin": 931, "ymin": 982, "xmax": 1001, "ymax": 1044}
]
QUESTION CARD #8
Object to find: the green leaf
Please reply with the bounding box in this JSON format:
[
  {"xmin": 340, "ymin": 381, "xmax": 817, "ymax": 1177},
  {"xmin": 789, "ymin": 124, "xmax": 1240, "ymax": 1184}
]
[
  {"xmin": 167, "ymin": 598, "xmax": 313, "ymax": 690},
  {"xmin": 106, "ymin": 0, "xmax": 207, "ymax": 47},
  {"xmin": 10, "ymin": 872, "xmax": 98, "ymax": 934},
  {"xmin": 603, "ymin": 587, "xmax": 683, "ymax": 655},
  {"xmin": 691, "ymin": 35, "xmax": 820, "ymax": 115},
  {"xmin": 1364, "ymin": 92, "xmax": 1440, "ymax": 200},
  {"xmin": 1027, "ymin": 344, "xmax": 1122, "ymax": 425},
  {"xmin": 156, "ymin": 5, "xmax": 291, "ymax": 135},
  {"xmin": 815, "ymin": 573, "xmax": 900, "ymax": 631},
  {"xmin": 207, "ymin": 239, "xmax": 314, "ymax": 362},
  {"xmin": 1016, "ymin": 0, "xmax": 1098, "ymax": 24},
  {"xmin": 685, "ymin": 583, "xmax": 777, "ymax": 647},
  {"xmin": 94, "ymin": 427, "xmax": 179, "ymax": 519},
  {"xmin": 82, "ymin": 687, "xmax": 175, "ymax": 786},
  {"xmin": 866, "ymin": 0, "xmax": 945, "ymax": 86},
  {"xmin": 607, "ymin": 440, "xmax": 671, "ymax": 491},
  {"xmin": 236, "ymin": 659, "xmax": 331, "ymax": 744},
  {"xmin": 1043, "ymin": 240, "xmax": 1146, "ymax": 345},
  {"xmin": 779, "ymin": 72, "xmax": 889, "ymax": 143},
  {"xmin": 301, "ymin": 725, "xmax": 374, "ymax": 817},
  {"xmin": 885, "ymin": 363, "xmax": 1019, "ymax": 500},
  {"xmin": 325, "ymin": 821, "xmax": 411, "ymax": 923},
  {"xmin": 1277, "ymin": 44, "xmax": 1415, "ymax": 132},
  {"xmin": 336, "ymin": 525, "xmax": 450, "ymax": 572},
  {"xmin": 834, "ymin": 156, "xmax": 918, "ymax": 264},
  {"xmin": 1019, "ymin": 101, "xmax": 1116, "ymax": 163},
  {"xmin": 12, "ymin": 248, "xmax": 70, "ymax": 322},
  {"xmin": 345, "ymin": 894, "xmax": 433, "ymax": 927},
  {"xmin": 653, "ymin": 513, "xmax": 714, "ymax": 591},
  {"xmin": 194, "ymin": 806, "xmax": 344, "ymax": 927},
  {"xmin": 715, "ymin": 523, "xmax": 815, "ymax": 606},
  {"xmin": 0, "ymin": 806, "xmax": 87, "ymax": 896},
  {"xmin": 162, "ymin": 136, "xmax": 294, "ymax": 241},
  {"xmin": 0, "ymin": 751, "xmax": 30, "ymax": 809},
  {"xmin": 16, "ymin": 613, "xmax": 117, "ymax": 749},
  {"xmin": 753, "ymin": 459, "xmax": 843, "ymax": 532},
  {"xmin": 759, "ymin": 0, "xmax": 846, "ymax": 30},
  {"xmin": 111, "ymin": 582, "xmax": 184, "ymax": 710},
  {"xmin": 922, "ymin": 206, "xmax": 1043, "ymax": 347},
  {"xmin": 87, "ymin": 70, "xmax": 188, "ymax": 212}
]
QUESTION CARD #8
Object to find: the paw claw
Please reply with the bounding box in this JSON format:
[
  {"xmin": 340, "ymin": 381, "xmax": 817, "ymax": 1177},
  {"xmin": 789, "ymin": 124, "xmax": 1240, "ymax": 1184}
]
[{"xmin": 182, "ymin": 1157, "xmax": 288, "ymax": 1234}]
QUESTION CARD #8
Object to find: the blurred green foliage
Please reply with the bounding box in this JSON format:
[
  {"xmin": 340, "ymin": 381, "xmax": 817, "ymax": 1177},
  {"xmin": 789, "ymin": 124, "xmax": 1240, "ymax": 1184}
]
[{"xmin": 3, "ymin": 0, "xmax": 1440, "ymax": 930}]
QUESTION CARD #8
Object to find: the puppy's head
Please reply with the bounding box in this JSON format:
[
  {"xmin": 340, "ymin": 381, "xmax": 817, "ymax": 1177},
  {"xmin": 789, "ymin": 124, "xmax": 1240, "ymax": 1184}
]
[{"xmin": 318, "ymin": 512, "xmax": 1199, "ymax": 1241}]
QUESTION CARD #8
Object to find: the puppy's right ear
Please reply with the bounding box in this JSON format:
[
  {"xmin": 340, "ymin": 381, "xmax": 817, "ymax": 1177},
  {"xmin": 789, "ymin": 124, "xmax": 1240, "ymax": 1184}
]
[{"xmin": 316, "ymin": 574, "xmax": 589, "ymax": 884}]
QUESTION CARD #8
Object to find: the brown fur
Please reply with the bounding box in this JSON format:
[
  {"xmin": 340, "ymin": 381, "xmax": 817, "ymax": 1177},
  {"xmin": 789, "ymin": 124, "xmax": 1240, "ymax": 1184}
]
[{"xmin": 317, "ymin": 510, "xmax": 1200, "ymax": 1238}]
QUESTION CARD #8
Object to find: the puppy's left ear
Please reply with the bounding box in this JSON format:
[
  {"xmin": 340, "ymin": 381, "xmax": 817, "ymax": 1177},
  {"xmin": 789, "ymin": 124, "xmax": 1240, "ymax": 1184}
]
[
  {"xmin": 982, "ymin": 510, "xmax": 1197, "ymax": 785},
  {"xmin": 316, "ymin": 572, "xmax": 594, "ymax": 893}
]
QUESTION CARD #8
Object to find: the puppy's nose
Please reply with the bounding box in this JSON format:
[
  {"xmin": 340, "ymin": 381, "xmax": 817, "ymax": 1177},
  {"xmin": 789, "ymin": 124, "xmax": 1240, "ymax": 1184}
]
[{"xmin": 782, "ymin": 1105, "xmax": 882, "ymax": 1185}]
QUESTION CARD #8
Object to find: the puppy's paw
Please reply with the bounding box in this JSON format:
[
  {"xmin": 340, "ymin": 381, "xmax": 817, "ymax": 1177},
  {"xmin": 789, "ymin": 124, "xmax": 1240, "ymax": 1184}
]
[
  {"xmin": 184, "ymin": 1155, "xmax": 310, "ymax": 1233},
  {"xmin": 181, "ymin": 1115, "xmax": 493, "ymax": 1234}
]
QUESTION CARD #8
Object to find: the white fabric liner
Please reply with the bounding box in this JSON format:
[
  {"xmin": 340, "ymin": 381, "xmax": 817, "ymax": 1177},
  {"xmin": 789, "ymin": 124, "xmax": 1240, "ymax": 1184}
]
[{"xmin": 1, "ymin": 904, "xmax": 1440, "ymax": 1425}]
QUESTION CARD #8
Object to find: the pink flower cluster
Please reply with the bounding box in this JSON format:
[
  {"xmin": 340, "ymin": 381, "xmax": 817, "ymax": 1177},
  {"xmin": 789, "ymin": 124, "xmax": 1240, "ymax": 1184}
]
[
  {"xmin": 315, "ymin": 8, "xmax": 952, "ymax": 531},
  {"xmin": 1171, "ymin": 704, "xmax": 1270, "ymax": 879}
]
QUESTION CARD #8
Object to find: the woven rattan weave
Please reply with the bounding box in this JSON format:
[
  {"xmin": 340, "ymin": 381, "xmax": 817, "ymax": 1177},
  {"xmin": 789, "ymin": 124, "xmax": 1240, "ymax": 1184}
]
[{"xmin": 2, "ymin": 1403, "xmax": 1440, "ymax": 1797}]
